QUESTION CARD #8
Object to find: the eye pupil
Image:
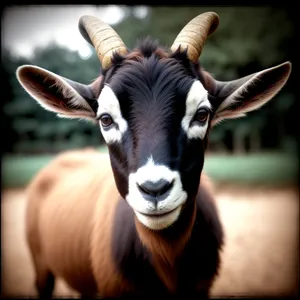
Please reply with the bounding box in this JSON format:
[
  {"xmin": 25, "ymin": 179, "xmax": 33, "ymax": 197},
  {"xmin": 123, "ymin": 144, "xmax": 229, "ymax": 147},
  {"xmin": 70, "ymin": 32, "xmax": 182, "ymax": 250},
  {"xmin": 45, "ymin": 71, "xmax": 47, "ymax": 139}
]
[
  {"xmin": 100, "ymin": 114, "xmax": 113, "ymax": 127},
  {"xmin": 195, "ymin": 110, "xmax": 209, "ymax": 123}
]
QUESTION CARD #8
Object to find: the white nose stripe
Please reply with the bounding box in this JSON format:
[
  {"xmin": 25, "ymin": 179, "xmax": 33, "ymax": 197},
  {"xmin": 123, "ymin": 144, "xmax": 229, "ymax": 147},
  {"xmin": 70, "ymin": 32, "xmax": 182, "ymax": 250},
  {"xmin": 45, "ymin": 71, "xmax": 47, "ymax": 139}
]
[
  {"xmin": 135, "ymin": 156, "xmax": 175, "ymax": 185},
  {"xmin": 126, "ymin": 155, "xmax": 188, "ymax": 227}
]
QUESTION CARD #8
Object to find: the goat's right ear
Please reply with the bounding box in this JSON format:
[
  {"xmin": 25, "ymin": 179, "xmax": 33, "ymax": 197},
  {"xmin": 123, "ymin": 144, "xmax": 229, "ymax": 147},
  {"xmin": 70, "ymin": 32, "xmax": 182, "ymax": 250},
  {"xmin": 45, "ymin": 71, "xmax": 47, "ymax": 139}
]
[{"xmin": 16, "ymin": 65, "xmax": 102, "ymax": 121}]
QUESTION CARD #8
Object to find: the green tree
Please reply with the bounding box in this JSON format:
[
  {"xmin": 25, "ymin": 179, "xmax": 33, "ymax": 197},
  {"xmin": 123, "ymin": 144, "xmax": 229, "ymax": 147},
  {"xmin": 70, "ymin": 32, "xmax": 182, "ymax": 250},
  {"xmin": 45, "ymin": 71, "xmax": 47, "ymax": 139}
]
[
  {"xmin": 2, "ymin": 44, "xmax": 104, "ymax": 154},
  {"xmin": 3, "ymin": 6, "xmax": 296, "ymax": 155}
]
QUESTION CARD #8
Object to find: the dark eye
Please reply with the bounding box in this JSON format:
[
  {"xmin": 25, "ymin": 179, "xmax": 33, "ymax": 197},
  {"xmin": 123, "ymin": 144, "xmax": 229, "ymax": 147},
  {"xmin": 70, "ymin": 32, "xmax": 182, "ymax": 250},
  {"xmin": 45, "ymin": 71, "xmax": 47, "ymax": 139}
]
[
  {"xmin": 194, "ymin": 109, "xmax": 209, "ymax": 123},
  {"xmin": 99, "ymin": 114, "xmax": 113, "ymax": 127}
]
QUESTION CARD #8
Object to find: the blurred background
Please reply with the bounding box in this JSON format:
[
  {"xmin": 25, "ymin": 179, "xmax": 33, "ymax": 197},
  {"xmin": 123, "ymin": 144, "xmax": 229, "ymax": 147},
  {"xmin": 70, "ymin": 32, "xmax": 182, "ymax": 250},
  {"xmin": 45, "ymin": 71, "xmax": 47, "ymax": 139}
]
[
  {"xmin": 1, "ymin": 5, "xmax": 299, "ymax": 298},
  {"xmin": 1, "ymin": 5, "xmax": 298, "ymax": 186}
]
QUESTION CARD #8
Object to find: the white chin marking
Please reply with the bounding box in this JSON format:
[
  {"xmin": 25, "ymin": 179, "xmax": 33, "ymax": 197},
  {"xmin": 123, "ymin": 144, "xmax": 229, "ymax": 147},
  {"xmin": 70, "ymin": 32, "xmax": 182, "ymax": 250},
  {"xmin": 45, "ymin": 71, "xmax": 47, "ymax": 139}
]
[
  {"xmin": 126, "ymin": 156, "xmax": 187, "ymax": 230},
  {"xmin": 135, "ymin": 205, "xmax": 182, "ymax": 230},
  {"xmin": 97, "ymin": 85, "xmax": 128, "ymax": 144},
  {"xmin": 181, "ymin": 80, "xmax": 211, "ymax": 140}
]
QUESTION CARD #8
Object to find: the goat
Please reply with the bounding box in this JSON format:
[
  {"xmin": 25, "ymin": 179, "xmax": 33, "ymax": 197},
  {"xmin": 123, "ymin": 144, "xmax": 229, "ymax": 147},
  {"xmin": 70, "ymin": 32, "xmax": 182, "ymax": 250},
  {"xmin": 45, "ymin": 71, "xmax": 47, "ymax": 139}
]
[{"xmin": 16, "ymin": 12, "xmax": 292, "ymax": 299}]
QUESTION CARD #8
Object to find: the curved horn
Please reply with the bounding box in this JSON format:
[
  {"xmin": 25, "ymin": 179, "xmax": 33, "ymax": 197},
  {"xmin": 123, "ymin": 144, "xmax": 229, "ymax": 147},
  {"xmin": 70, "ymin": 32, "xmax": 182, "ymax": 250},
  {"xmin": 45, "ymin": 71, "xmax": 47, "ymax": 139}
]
[
  {"xmin": 170, "ymin": 12, "xmax": 220, "ymax": 63},
  {"xmin": 79, "ymin": 15, "xmax": 128, "ymax": 70}
]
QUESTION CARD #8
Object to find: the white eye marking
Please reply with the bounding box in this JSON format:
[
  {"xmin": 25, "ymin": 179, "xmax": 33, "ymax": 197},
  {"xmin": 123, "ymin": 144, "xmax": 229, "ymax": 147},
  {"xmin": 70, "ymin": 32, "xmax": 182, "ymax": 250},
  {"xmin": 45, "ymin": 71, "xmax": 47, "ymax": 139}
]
[
  {"xmin": 97, "ymin": 85, "xmax": 128, "ymax": 144},
  {"xmin": 181, "ymin": 80, "xmax": 211, "ymax": 140},
  {"xmin": 126, "ymin": 156, "xmax": 187, "ymax": 230}
]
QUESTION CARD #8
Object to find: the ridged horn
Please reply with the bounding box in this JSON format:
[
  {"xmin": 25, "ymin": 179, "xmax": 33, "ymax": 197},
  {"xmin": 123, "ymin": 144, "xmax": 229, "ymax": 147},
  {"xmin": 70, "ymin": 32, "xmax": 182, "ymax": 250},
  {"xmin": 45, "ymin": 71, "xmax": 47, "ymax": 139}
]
[
  {"xmin": 170, "ymin": 12, "xmax": 220, "ymax": 63},
  {"xmin": 79, "ymin": 15, "xmax": 128, "ymax": 70}
]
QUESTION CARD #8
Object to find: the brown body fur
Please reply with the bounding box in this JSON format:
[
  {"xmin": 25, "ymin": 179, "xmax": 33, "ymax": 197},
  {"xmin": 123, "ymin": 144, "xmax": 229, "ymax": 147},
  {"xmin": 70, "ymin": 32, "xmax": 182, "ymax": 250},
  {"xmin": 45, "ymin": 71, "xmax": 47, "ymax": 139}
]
[{"xmin": 26, "ymin": 149, "xmax": 221, "ymax": 298}]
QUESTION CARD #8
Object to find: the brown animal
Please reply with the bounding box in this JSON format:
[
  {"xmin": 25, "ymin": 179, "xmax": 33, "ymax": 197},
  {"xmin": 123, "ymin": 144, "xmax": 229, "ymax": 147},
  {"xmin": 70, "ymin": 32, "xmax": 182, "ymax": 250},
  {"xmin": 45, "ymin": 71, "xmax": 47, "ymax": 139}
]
[
  {"xmin": 26, "ymin": 149, "xmax": 221, "ymax": 299},
  {"xmin": 16, "ymin": 12, "xmax": 291, "ymax": 299}
]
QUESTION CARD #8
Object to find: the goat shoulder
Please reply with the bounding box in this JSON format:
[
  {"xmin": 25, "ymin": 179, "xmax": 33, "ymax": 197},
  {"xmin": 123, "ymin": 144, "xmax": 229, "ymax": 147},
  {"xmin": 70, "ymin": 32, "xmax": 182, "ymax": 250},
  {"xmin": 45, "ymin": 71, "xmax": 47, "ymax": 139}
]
[{"xmin": 26, "ymin": 150, "xmax": 118, "ymax": 295}]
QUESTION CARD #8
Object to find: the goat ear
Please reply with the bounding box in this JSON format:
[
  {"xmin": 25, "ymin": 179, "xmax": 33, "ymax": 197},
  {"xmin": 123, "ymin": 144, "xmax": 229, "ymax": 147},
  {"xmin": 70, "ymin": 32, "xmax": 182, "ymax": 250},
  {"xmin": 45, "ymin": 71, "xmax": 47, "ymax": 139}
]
[
  {"xmin": 207, "ymin": 62, "xmax": 292, "ymax": 126},
  {"xmin": 16, "ymin": 65, "xmax": 102, "ymax": 121}
]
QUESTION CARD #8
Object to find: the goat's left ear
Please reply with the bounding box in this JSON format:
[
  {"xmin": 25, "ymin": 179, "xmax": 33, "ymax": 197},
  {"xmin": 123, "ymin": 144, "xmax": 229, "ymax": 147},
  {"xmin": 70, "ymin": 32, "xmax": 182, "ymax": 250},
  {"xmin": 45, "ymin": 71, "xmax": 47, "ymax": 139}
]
[{"xmin": 206, "ymin": 62, "xmax": 292, "ymax": 126}]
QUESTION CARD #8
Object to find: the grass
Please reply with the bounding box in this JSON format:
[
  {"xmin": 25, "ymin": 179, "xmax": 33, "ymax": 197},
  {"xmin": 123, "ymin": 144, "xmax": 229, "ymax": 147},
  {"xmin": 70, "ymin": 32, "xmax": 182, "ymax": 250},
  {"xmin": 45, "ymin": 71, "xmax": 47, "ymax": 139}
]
[
  {"xmin": 1, "ymin": 150, "xmax": 298, "ymax": 188},
  {"xmin": 204, "ymin": 153, "xmax": 298, "ymax": 185}
]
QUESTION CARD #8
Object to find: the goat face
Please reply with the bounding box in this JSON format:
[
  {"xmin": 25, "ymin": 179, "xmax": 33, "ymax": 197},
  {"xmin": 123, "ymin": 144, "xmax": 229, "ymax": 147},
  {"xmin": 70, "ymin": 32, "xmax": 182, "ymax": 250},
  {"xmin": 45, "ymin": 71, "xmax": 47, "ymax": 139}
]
[
  {"xmin": 97, "ymin": 50, "xmax": 213, "ymax": 230},
  {"xmin": 16, "ymin": 13, "xmax": 292, "ymax": 231}
]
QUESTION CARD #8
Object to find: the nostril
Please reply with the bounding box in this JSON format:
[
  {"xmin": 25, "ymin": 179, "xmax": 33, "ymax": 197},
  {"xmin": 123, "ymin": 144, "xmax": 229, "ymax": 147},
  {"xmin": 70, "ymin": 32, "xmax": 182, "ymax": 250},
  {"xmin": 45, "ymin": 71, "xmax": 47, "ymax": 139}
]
[
  {"xmin": 159, "ymin": 180, "xmax": 174, "ymax": 196},
  {"xmin": 137, "ymin": 179, "xmax": 174, "ymax": 197}
]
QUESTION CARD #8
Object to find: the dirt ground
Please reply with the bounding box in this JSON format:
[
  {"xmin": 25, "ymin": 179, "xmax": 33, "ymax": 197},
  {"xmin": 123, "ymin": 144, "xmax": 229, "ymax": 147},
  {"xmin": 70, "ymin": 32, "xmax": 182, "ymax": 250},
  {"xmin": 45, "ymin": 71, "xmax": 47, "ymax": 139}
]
[{"xmin": 1, "ymin": 185, "xmax": 299, "ymax": 298}]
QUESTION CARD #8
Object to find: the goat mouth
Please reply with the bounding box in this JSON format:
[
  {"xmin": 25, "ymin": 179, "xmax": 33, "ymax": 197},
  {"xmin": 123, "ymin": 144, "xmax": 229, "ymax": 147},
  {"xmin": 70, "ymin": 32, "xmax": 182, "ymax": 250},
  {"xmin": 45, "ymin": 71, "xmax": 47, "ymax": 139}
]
[
  {"xmin": 138, "ymin": 206, "xmax": 179, "ymax": 218},
  {"xmin": 134, "ymin": 206, "xmax": 182, "ymax": 230}
]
